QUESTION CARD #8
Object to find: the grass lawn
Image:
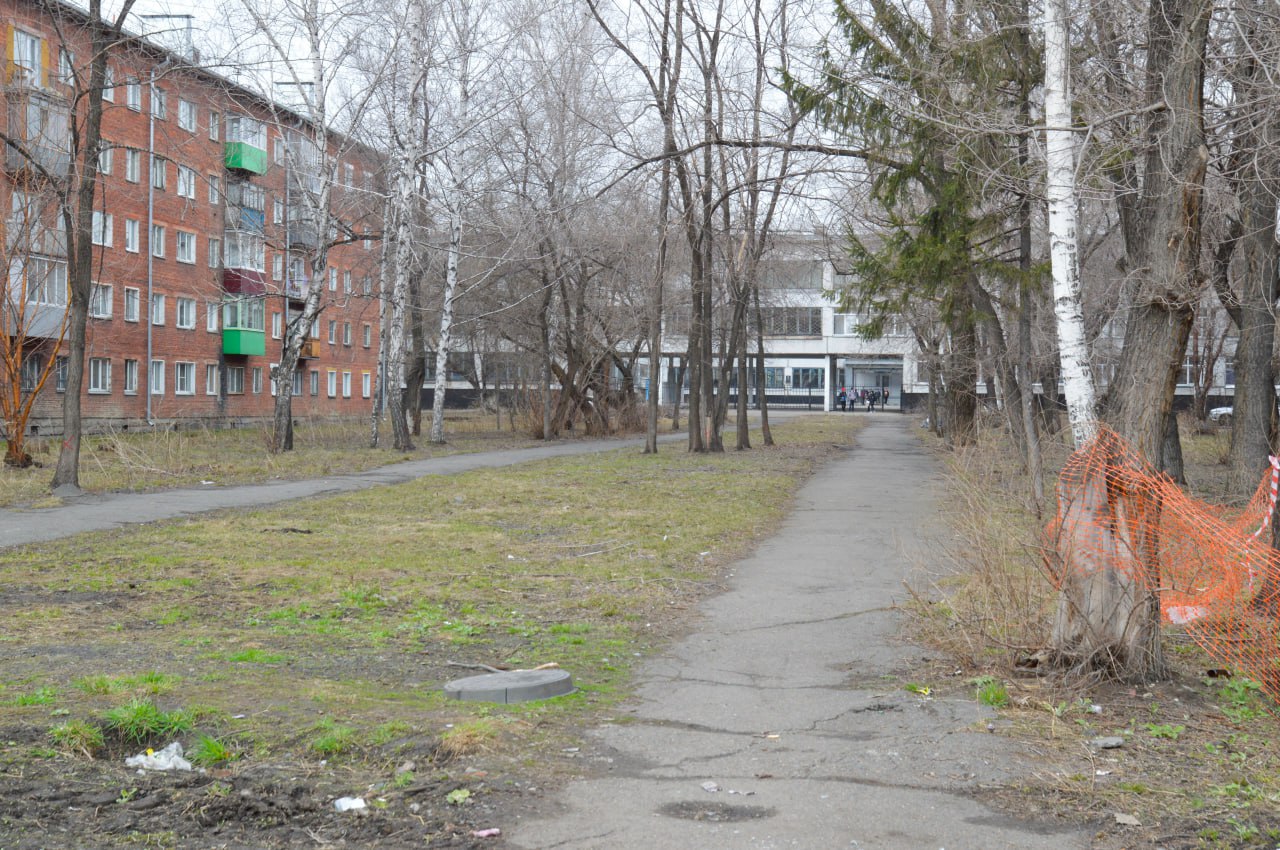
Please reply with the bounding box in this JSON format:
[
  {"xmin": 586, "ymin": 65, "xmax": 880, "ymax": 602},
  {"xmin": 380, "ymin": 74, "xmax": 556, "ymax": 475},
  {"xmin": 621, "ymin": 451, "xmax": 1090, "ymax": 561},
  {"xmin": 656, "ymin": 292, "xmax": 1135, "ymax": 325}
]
[{"xmin": 0, "ymin": 414, "xmax": 859, "ymax": 848}]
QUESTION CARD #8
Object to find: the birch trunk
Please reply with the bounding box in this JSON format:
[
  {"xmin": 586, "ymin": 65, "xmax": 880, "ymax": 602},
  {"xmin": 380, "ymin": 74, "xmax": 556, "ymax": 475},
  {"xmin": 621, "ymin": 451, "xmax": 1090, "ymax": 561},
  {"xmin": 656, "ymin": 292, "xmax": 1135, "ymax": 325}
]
[{"xmin": 428, "ymin": 210, "xmax": 461, "ymax": 444}]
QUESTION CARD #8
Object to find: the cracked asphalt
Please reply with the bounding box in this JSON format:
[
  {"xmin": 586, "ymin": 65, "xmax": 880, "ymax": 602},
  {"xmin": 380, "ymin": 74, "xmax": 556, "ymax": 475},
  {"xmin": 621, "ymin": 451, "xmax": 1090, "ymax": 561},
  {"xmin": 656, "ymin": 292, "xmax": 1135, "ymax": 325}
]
[{"xmin": 510, "ymin": 417, "xmax": 1090, "ymax": 849}]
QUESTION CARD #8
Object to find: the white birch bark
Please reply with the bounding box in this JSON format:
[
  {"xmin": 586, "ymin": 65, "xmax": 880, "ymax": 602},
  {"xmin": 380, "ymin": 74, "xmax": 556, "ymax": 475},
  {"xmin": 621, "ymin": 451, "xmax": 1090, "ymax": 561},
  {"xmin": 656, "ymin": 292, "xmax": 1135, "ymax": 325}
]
[
  {"xmin": 1044, "ymin": 0, "xmax": 1098, "ymax": 448},
  {"xmin": 429, "ymin": 207, "xmax": 461, "ymax": 443}
]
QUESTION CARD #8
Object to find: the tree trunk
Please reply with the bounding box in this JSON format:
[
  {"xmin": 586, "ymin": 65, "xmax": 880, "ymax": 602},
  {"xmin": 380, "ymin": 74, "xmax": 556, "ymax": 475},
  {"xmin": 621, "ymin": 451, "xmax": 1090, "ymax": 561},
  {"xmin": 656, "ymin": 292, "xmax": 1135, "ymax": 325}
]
[{"xmin": 429, "ymin": 211, "xmax": 461, "ymax": 444}]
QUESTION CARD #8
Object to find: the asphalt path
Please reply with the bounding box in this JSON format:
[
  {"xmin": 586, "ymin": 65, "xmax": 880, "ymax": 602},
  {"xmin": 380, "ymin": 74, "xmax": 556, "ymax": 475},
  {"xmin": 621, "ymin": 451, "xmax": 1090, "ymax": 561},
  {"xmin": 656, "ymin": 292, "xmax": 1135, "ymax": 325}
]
[{"xmin": 509, "ymin": 416, "xmax": 1090, "ymax": 849}]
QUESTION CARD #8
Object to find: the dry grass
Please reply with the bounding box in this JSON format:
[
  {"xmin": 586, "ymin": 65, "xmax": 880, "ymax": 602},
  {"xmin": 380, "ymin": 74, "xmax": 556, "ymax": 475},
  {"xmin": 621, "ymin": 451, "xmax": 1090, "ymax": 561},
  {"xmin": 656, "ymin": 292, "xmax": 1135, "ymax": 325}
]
[
  {"xmin": 0, "ymin": 410, "xmax": 595, "ymax": 508},
  {"xmin": 910, "ymin": 418, "xmax": 1280, "ymax": 848}
]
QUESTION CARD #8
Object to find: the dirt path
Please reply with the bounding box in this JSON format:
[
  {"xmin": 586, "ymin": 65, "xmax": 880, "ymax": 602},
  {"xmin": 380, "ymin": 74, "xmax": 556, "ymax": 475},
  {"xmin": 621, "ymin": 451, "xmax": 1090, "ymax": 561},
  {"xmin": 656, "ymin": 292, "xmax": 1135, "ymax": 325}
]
[{"xmin": 509, "ymin": 416, "xmax": 1090, "ymax": 849}]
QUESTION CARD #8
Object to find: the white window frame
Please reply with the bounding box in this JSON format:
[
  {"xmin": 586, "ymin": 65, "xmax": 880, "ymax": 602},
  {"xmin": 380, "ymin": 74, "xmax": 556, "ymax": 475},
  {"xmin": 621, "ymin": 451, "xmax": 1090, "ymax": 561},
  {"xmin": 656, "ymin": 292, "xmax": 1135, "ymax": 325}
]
[
  {"xmin": 205, "ymin": 364, "xmax": 219, "ymax": 395},
  {"xmin": 226, "ymin": 365, "xmax": 244, "ymax": 395},
  {"xmin": 327, "ymin": 369, "xmax": 337, "ymax": 398},
  {"xmin": 328, "ymin": 267, "xmax": 337, "ymax": 291},
  {"xmin": 126, "ymin": 77, "xmax": 141, "ymax": 111},
  {"xmin": 91, "ymin": 211, "xmax": 113, "ymax": 247},
  {"xmin": 151, "ymin": 293, "xmax": 165, "ymax": 325},
  {"xmin": 208, "ymin": 110, "xmax": 220, "ymax": 141},
  {"xmin": 150, "ymin": 359, "xmax": 165, "ymax": 394},
  {"xmin": 206, "ymin": 301, "xmax": 219, "ymax": 332},
  {"xmin": 207, "ymin": 174, "xmax": 220, "ymax": 204},
  {"xmin": 342, "ymin": 370, "xmax": 351, "ymax": 398},
  {"xmin": 123, "ymin": 358, "xmax": 138, "ymax": 394},
  {"xmin": 176, "ymin": 297, "xmax": 196, "ymax": 329},
  {"xmin": 174, "ymin": 361, "xmax": 195, "ymax": 395},
  {"xmin": 176, "ymin": 231, "xmax": 196, "ymax": 264},
  {"xmin": 151, "ymin": 224, "xmax": 165, "ymax": 258},
  {"xmin": 124, "ymin": 219, "xmax": 139, "ymax": 253},
  {"xmin": 88, "ymin": 357, "xmax": 111, "ymax": 393},
  {"xmin": 343, "ymin": 322, "xmax": 351, "ymax": 346},
  {"xmin": 327, "ymin": 320, "xmax": 336, "ymax": 344},
  {"xmin": 272, "ymin": 312, "xmax": 282, "ymax": 339},
  {"xmin": 152, "ymin": 159, "xmax": 166, "ymax": 191},
  {"xmin": 208, "ymin": 237, "xmax": 221, "ymax": 268},
  {"xmin": 362, "ymin": 371, "xmax": 371, "ymax": 398},
  {"xmin": 124, "ymin": 287, "xmax": 140, "ymax": 322},
  {"xmin": 89, "ymin": 282, "xmax": 112, "ymax": 318},
  {"xmin": 252, "ymin": 366, "xmax": 263, "ymax": 394},
  {"xmin": 273, "ymin": 199, "xmax": 283, "ymax": 225},
  {"xmin": 126, "ymin": 149, "xmax": 141, "ymax": 183},
  {"xmin": 310, "ymin": 370, "xmax": 319, "ymax": 396},
  {"xmin": 272, "ymin": 254, "xmax": 283, "ymax": 281},
  {"xmin": 177, "ymin": 165, "xmax": 196, "ymax": 199},
  {"xmin": 151, "ymin": 87, "xmax": 167, "ymax": 120},
  {"xmin": 178, "ymin": 98, "xmax": 197, "ymax": 131},
  {"xmin": 343, "ymin": 270, "xmax": 352, "ymax": 293},
  {"xmin": 102, "ymin": 65, "xmax": 115, "ymax": 102},
  {"xmin": 363, "ymin": 324, "xmax": 371, "ymax": 348},
  {"xmin": 13, "ymin": 30, "xmax": 43, "ymax": 87},
  {"xmin": 98, "ymin": 145, "xmax": 112, "ymax": 175}
]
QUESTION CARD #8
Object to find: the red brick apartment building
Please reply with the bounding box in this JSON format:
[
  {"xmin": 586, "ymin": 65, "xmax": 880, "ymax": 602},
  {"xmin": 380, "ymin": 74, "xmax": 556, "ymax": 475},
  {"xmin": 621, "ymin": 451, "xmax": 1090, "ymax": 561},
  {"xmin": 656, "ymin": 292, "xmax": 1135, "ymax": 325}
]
[{"xmin": 3, "ymin": 0, "xmax": 383, "ymax": 436}]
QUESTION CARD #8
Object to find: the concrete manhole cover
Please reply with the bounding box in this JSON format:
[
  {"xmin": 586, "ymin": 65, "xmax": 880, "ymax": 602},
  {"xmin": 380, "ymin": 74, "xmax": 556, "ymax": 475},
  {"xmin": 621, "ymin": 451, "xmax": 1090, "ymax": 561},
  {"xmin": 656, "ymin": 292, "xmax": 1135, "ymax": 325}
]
[
  {"xmin": 657, "ymin": 801, "xmax": 776, "ymax": 823},
  {"xmin": 443, "ymin": 669, "xmax": 574, "ymax": 704}
]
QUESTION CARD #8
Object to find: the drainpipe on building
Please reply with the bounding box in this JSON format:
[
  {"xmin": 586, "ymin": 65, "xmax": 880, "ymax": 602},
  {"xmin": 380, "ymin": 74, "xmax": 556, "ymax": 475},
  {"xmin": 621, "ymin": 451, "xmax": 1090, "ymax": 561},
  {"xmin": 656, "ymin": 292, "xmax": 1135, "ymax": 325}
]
[{"xmin": 145, "ymin": 69, "xmax": 157, "ymax": 425}]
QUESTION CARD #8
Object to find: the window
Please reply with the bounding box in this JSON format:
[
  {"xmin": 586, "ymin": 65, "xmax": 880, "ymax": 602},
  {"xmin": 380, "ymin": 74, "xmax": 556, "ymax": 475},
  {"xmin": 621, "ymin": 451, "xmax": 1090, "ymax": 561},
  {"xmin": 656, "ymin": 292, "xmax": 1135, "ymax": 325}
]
[
  {"xmin": 151, "ymin": 293, "xmax": 165, "ymax": 325},
  {"xmin": 342, "ymin": 322, "xmax": 351, "ymax": 346},
  {"xmin": 175, "ymin": 362, "xmax": 194, "ymax": 395},
  {"xmin": 223, "ymin": 297, "xmax": 265, "ymax": 333},
  {"xmin": 205, "ymin": 364, "xmax": 219, "ymax": 395},
  {"xmin": 343, "ymin": 163, "xmax": 354, "ymax": 185},
  {"xmin": 760, "ymin": 307, "xmax": 823, "ymax": 337},
  {"xmin": 19, "ymin": 355, "xmax": 41, "ymax": 392},
  {"xmin": 310, "ymin": 370, "xmax": 319, "ymax": 396},
  {"xmin": 126, "ymin": 77, "xmax": 141, "ymax": 110},
  {"xmin": 327, "ymin": 320, "xmax": 336, "ymax": 344},
  {"xmin": 57, "ymin": 49, "xmax": 74, "ymax": 86},
  {"xmin": 292, "ymin": 369, "xmax": 303, "ymax": 395},
  {"xmin": 208, "ymin": 110, "xmax": 220, "ymax": 141},
  {"xmin": 226, "ymin": 114, "xmax": 265, "ymax": 149},
  {"xmin": 271, "ymin": 199, "xmax": 282, "ymax": 225},
  {"xmin": 125, "ymin": 219, "xmax": 139, "ymax": 253},
  {"xmin": 207, "ymin": 174, "xmax": 220, "ymax": 204},
  {"xmin": 252, "ymin": 366, "xmax": 262, "ymax": 394},
  {"xmin": 152, "ymin": 159, "xmax": 166, "ymax": 190},
  {"xmin": 223, "ymin": 231, "xmax": 264, "ymax": 271},
  {"xmin": 226, "ymin": 365, "xmax": 244, "ymax": 394},
  {"xmin": 176, "ymin": 297, "xmax": 196, "ymax": 329},
  {"xmin": 151, "ymin": 224, "xmax": 165, "ymax": 258},
  {"xmin": 91, "ymin": 211, "xmax": 113, "ymax": 247},
  {"xmin": 272, "ymin": 312, "xmax": 282, "ymax": 339},
  {"xmin": 793, "ymin": 367, "xmax": 823, "ymax": 390},
  {"xmin": 272, "ymin": 254, "xmax": 283, "ymax": 281},
  {"xmin": 89, "ymin": 283, "xmax": 112, "ymax": 318},
  {"xmin": 124, "ymin": 287, "xmax": 140, "ymax": 322},
  {"xmin": 176, "ymin": 231, "xmax": 196, "ymax": 264},
  {"xmin": 150, "ymin": 359, "xmax": 165, "ymax": 394},
  {"xmin": 327, "ymin": 369, "xmax": 337, "ymax": 397},
  {"xmin": 362, "ymin": 324, "xmax": 371, "ymax": 348},
  {"xmin": 13, "ymin": 30, "xmax": 43, "ymax": 86},
  {"xmin": 123, "ymin": 359, "xmax": 138, "ymax": 394},
  {"xmin": 361, "ymin": 371, "xmax": 371, "ymax": 398},
  {"xmin": 343, "ymin": 271, "xmax": 352, "ymax": 293},
  {"xmin": 207, "ymin": 237, "xmax": 221, "ymax": 268},
  {"xmin": 178, "ymin": 99, "xmax": 196, "ymax": 131},
  {"xmin": 329, "ymin": 268, "xmax": 337, "ymax": 291},
  {"xmin": 177, "ymin": 166, "xmax": 196, "ymax": 198},
  {"xmin": 88, "ymin": 358, "xmax": 111, "ymax": 393},
  {"xmin": 269, "ymin": 363, "xmax": 277, "ymax": 396},
  {"xmin": 126, "ymin": 149, "xmax": 141, "ymax": 183},
  {"xmin": 273, "ymin": 137, "xmax": 285, "ymax": 164},
  {"xmin": 361, "ymin": 276, "xmax": 371, "ymax": 295},
  {"xmin": 342, "ymin": 371, "xmax": 351, "ymax": 398},
  {"xmin": 151, "ymin": 87, "xmax": 166, "ymax": 119},
  {"xmin": 102, "ymin": 65, "xmax": 115, "ymax": 101},
  {"xmin": 98, "ymin": 146, "xmax": 112, "ymax": 175},
  {"xmin": 18, "ymin": 257, "xmax": 68, "ymax": 305}
]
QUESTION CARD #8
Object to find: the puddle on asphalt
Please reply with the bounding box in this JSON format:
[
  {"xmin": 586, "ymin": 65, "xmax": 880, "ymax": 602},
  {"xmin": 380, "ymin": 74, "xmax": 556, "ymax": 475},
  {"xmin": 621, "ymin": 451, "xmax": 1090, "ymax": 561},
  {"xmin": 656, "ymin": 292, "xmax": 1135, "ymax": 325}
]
[{"xmin": 657, "ymin": 801, "xmax": 776, "ymax": 822}]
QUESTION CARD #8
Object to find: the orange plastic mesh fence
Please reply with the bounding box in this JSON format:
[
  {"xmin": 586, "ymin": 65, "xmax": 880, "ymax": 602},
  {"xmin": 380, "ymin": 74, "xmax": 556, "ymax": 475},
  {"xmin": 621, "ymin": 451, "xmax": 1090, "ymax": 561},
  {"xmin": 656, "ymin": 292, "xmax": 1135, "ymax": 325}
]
[{"xmin": 1048, "ymin": 427, "xmax": 1280, "ymax": 699}]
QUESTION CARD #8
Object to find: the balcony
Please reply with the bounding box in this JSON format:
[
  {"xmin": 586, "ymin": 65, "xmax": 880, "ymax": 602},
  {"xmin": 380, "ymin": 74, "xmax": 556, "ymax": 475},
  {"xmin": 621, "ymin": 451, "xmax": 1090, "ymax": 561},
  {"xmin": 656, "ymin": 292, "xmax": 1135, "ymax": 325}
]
[
  {"xmin": 298, "ymin": 338, "xmax": 321, "ymax": 359},
  {"xmin": 4, "ymin": 86, "xmax": 71, "ymax": 180},
  {"xmin": 227, "ymin": 205, "xmax": 265, "ymax": 234},
  {"xmin": 222, "ymin": 267, "xmax": 266, "ymax": 297},
  {"xmin": 222, "ymin": 327, "xmax": 265, "ymax": 356},
  {"xmin": 224, "ymin": 141, "xmax": 267, "ymax": 176},
  {"xmin": 285, "ymin": 273, "xmax": 310, "ymax": 301},
  {"xmin": 286, "ymin": 216, "xmax": 320, "ymax": 250}
]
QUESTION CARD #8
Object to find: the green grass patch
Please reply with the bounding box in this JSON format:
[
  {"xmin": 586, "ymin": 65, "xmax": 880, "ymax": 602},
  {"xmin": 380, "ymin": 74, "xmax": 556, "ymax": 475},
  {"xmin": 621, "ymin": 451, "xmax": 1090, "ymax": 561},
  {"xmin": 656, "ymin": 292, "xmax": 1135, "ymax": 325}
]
[{"xmin": 102, "ymin": 698, "xmax": 194, "ymax": 746}]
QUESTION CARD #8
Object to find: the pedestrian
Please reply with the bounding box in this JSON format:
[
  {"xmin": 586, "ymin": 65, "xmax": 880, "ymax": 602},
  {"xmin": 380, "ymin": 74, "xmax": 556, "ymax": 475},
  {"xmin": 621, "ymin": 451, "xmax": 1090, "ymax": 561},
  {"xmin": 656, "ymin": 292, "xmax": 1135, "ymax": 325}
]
[
  {"xmin": 837, "ymin": 387, "xmax": 847, "ymax": 411},
  {"xmin": 866, "ymin": 390, "xmax": 875, "ymax": 413},
  {"xmin": 882, "ymin": 387, "xmax": 890, "ymax": 407}
]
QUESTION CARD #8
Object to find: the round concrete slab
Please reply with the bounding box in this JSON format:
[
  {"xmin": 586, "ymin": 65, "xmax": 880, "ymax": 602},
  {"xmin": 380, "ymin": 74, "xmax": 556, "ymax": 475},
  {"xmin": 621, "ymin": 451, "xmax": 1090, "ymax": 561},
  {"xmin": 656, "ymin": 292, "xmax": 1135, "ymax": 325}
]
[{"xmin": 443, "ymin": 669, "xmax": 574, "ymax": 704}]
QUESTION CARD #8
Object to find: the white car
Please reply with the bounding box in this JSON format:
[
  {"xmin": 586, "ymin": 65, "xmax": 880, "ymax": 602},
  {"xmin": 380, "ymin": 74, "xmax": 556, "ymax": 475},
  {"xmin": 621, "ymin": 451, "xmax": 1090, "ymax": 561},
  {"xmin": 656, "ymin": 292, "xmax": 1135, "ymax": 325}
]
[{"xmin": 1208, "ymin": 407, "xmax": 1233, "ymax": 426}]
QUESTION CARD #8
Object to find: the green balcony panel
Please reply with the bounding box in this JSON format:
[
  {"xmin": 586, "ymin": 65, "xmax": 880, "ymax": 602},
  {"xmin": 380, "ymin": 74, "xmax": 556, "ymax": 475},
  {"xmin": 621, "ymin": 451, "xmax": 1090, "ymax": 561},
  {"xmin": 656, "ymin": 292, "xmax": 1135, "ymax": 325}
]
[
  {"xmin": 223, "ymin": 328, "xmax": 265, "ymax": 356},
  {"xmin": 224, "ymin": 141, "xmax": 268, "ymax": 175}
]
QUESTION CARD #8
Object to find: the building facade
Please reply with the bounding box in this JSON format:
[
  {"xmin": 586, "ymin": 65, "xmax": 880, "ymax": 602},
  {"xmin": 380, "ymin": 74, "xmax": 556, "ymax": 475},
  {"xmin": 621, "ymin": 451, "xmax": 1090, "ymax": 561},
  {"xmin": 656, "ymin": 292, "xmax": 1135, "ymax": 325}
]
[{"xmin": 3, "ymin": 1, "xmax": 382, "ymax": 438}]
